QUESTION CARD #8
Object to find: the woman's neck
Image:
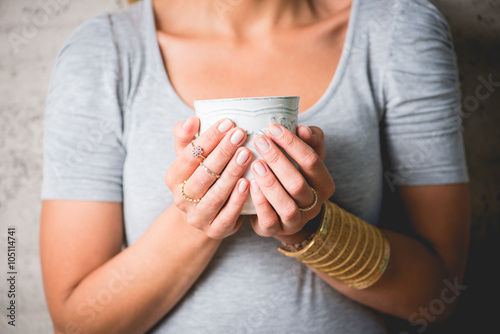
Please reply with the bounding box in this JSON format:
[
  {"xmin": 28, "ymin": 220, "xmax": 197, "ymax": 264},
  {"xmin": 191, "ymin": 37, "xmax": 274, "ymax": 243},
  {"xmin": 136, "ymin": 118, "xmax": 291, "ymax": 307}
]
[
  {"xmin": 154, "ymin": 0, "xmax": 342, "ymax": 37},
  {"xmin": 210, "ymin": 0, "xmax": 318, "ymax": 34}
]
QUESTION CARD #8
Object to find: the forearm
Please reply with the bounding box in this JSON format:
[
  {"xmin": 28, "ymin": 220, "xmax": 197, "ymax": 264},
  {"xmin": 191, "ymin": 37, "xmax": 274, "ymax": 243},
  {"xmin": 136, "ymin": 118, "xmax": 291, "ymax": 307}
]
[
  {"xmin": 55, "ymin": 205, "xmax": 221, "ymax": 334},
  {"xmin": 311, "ymin": 229, "xmax": 465, "ymax": 321},
  {"xmin": 247, "ymin": 121, "xmax": 470, "ymax": 323}
]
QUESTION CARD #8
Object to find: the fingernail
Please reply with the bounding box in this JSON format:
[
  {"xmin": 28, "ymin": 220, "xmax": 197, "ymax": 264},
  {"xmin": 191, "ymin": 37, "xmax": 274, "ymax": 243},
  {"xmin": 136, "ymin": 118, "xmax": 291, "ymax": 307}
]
[
  {"xmin": 256, "ymin": 138, "xmax": 270, "ymax": 152},
  {"xmin": 269, "ymin": 125, "xmax": 283, "ymax": 138},
  {"xmin": 218, "ymin": 119, "xmax": 232, "ymax": 133},
  {"xmin": 304, "ymin": 125, "xmax": 313, "ymax": 134},
  {"xmin": 183, "ymin": 116, "xmax": 195, "ymax": 129},
  {"xmin": 231, "ymin": 129, "xmax": 245, "ymax": 145},
  {"xmin": 238, "ymin": 179, "xmax": 249, "ymax": 193},
  {"xmin": 251, "ymin": 179, "xmax": 260, "ymax": 192},
  {"xmin": 236, "ymin": 149, "xmax": 250, "ymax": 165},
  {"xmin": 253, "ymin": 161, "xmax": 267, "ymax": 176}
]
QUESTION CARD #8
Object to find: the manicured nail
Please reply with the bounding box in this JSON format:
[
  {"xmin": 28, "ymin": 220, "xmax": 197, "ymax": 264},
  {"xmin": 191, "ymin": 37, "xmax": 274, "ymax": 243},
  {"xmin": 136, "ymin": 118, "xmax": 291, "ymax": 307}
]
[
  {"xmin": 218, "ymin": 119, "xmax": 232, "ymax": 133},
  {"xmin": 231, "ymin": 129, "xmax": 245, "ymax": 145},
  {"xmin": 251, "ymin": 179, "xmax": 260, "ymax": 192},
  {"xmin": 256, "ymin": 138, "xmax": 270, "ymax": 152},
  {"xmin": 236, "ymin": 149, "xmax": 250, "ymax": 165},
  {"xmin": 253, "ymin": 161, "xmax": 267, "ymax": 176},
  {"xmin": 238, "ymin": 179, "xmax": 249, "ymax": 193},
  {"xmin": 269, "ymin": 125, "xmax": 283, "ymax": 138}
]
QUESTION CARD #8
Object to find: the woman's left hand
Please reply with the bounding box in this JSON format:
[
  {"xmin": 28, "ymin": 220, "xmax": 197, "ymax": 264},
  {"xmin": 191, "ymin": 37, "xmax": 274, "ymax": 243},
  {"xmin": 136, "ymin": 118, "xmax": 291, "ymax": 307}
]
[{"xmin": 249, "ymin": 123, "xmax": 335, "ymax": 245}]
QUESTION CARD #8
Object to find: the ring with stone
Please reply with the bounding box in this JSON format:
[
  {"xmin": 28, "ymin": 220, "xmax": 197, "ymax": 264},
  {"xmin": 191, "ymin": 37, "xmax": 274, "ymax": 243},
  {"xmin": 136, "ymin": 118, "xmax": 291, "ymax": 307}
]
[{"xmin": 191, "ymin": 140, "xmax": 206, "ymax": 160}]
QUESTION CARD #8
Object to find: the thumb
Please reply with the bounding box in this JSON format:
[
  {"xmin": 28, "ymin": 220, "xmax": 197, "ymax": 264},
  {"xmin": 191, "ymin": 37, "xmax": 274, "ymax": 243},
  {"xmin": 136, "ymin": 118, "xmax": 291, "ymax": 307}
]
[
  {"xmin": 297, "ymin": 125, "xmax": 326, "ymax": 160},
  {"xmin": 174, "ymin": 116, "xmax": 200, "ymax": 156}
]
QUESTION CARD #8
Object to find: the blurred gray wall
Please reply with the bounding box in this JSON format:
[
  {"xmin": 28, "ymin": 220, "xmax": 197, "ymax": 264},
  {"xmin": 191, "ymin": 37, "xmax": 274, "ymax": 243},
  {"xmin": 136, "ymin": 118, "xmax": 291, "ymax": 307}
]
[{"xmin": 0, "ymin": 0, "xmax": 498, "ymax": 333}]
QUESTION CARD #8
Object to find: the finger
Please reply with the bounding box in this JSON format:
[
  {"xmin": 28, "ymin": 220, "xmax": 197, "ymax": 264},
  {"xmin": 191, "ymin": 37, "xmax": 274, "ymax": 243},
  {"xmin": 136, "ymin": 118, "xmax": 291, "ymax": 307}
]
[
  {"xmin": 249, "ymin": 179, "xmax": 280, "ymax": 237},
  {"xmin": 208, "ymin": 178, "xmax": 250, "ymax": 239},
  {"xmin": 186, "ymin": 128, "xmax": 247, "ymax": 197},
  {"xmin": 296, "ymin": 125, "xmax": 315, "ymax": 146},
  {"xmin": 174, "ymin": 116, "xmax": 200, "ymax": 156},
  {"xmin": 195, "ymin": 147, "xmax": 252, "ymax": 217},
  {"xmin": 297, "ymin": 125, "xmax": 326, "ymax": 160},
  {"xmin": 267, "ymin": 123, "xmax": 330, "ymax": 187},
  {"xmin": 310, "ymin": 126, "xmax": 324, "ymax": 141},
  {"xmin": 165, "ymin": 118, "xmax": 234, "ymax": 189},
  {"xmin": 251, "ymin": 160, "xmax": 302, "ymax": 234},
  {"xmin": 254, "ymin": 134, "xmax": 314, "ymax": 208}
]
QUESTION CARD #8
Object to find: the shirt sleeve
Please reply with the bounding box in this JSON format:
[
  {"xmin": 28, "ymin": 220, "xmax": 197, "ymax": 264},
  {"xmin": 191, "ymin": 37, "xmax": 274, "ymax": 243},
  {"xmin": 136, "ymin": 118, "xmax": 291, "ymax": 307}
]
[
  {"xmin": 382, "ymin": 0, "xmax": 469, "ymax": 187},
  {"xmin": 41, "ymin": 12, "xmax": 126, "ymax": 202}
]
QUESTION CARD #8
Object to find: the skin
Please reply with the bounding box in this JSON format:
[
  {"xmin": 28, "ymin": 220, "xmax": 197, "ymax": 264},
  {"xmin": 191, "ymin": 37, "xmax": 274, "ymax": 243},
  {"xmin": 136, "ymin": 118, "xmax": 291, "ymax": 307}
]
[{"xmin": 40, "ymin": 0, "xmax": 471, "ymax": 333}]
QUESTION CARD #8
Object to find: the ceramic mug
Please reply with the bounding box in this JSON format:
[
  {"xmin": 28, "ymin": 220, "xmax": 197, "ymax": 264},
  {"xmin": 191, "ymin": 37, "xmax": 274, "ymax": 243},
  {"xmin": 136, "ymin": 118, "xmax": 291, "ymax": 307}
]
[{"xmin": 194, "ymin": 96, "xmax": 300, "ymax": 215}]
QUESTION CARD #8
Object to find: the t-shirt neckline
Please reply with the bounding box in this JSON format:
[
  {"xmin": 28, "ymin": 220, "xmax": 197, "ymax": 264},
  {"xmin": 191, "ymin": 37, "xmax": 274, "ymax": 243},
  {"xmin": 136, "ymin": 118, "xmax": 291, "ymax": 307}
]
[{"xmin": 145, "ymin": 0, "xmax": 359, "ymax": 119}]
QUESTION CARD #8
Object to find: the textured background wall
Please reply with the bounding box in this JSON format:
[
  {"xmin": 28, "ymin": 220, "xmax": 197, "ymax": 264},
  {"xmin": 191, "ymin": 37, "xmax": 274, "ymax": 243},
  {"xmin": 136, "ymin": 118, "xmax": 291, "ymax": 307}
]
[{"xmin": 0, "ymin": 0, "xmax": 498, "ymax": 333}]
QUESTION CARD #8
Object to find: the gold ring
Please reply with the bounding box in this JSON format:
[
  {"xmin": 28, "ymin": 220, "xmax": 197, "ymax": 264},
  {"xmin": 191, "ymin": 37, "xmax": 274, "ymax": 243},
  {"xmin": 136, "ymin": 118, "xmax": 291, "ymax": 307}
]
[
  {"xmin": 181, "ymin": 180, "xmax": 203, "ymax": 203},
  {"xmin": 199, "ymin": 162, "xmax": 221, "ymax": 178},
  {"xmin": 298, "ymin": 187, "xmax": 318, "ymax": 212},
  {"xmin": 191, "ymin": 141, "xmax": 206, "ymax": 160}
]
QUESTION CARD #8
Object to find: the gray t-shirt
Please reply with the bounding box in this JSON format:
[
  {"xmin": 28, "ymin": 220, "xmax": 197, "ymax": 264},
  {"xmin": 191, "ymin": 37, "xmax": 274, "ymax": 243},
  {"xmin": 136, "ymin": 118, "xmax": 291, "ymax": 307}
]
[{"xmin": 41, "ymin": 0, "xmax": 468, "ymax": 332}]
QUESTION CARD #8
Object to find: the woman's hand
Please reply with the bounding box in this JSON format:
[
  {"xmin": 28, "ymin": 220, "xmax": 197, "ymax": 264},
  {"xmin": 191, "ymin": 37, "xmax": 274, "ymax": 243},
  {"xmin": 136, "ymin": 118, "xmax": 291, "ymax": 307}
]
[
  {"xmin": 249, "ymin": 124, "xmax": 335, "ymax": 244},
  {"xmin": 165, "ymin": 116, "xmax": 253, "ymax": 239}
]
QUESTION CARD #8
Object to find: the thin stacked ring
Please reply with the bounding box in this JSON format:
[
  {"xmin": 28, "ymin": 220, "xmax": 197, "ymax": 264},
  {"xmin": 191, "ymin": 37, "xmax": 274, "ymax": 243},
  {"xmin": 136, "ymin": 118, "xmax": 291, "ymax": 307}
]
[
  {"xmin": 181, "ymin": 180, "xmax": 203, "ymax": 203},
  {"xmin": 182, "ymin": 141, "xmax": 221, "ymax": 203},
  {"xmin": 200, "ymin": 162, "xmax": 221, "ymax": 178},
  {"xmin": 298, "ymin": 187, "xmax": 318, "ymax": 212}
]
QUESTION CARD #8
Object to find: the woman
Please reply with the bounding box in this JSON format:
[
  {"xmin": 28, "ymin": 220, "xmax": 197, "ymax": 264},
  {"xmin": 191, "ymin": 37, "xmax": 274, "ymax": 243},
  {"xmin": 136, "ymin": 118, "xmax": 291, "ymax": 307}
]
[{"xmin": 40, "ymin": 0, "xmax": 470, "ymax": 333}]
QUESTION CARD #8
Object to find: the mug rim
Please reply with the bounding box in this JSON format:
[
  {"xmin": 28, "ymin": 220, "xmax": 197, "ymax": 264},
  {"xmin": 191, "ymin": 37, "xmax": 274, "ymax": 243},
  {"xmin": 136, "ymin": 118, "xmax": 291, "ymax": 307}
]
[{"xmin": 194, "ymin": 95, "xmax": 299, "ymax": 105}]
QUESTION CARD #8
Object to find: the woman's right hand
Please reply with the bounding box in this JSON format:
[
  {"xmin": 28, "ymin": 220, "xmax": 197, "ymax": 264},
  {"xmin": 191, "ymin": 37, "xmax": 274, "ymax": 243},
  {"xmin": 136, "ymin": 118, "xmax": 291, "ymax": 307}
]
[{"xmin": 165, "ymin": 116, "xmax": 253, "ymax": 239}]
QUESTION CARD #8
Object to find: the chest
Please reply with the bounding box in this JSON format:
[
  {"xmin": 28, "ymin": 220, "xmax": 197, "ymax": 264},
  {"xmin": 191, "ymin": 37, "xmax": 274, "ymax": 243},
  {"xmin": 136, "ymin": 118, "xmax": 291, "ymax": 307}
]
[{"xmin": 156, "ymin": 24, "xmax": 348, "ymax": 113}]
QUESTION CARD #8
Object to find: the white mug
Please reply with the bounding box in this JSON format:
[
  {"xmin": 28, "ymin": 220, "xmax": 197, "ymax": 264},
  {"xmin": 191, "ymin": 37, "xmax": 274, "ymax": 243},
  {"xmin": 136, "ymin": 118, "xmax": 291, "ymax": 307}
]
[{"xmin": 194, "ymin": 96, "xmax": 300, "ymax": 215}]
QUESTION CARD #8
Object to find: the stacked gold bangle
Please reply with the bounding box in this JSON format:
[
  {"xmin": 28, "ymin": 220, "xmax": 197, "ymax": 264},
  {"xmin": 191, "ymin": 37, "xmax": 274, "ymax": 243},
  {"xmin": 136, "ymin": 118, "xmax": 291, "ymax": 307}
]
[{"xmin": 278, "ymin": 200, "xmax": 390, "ymax": 290}]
